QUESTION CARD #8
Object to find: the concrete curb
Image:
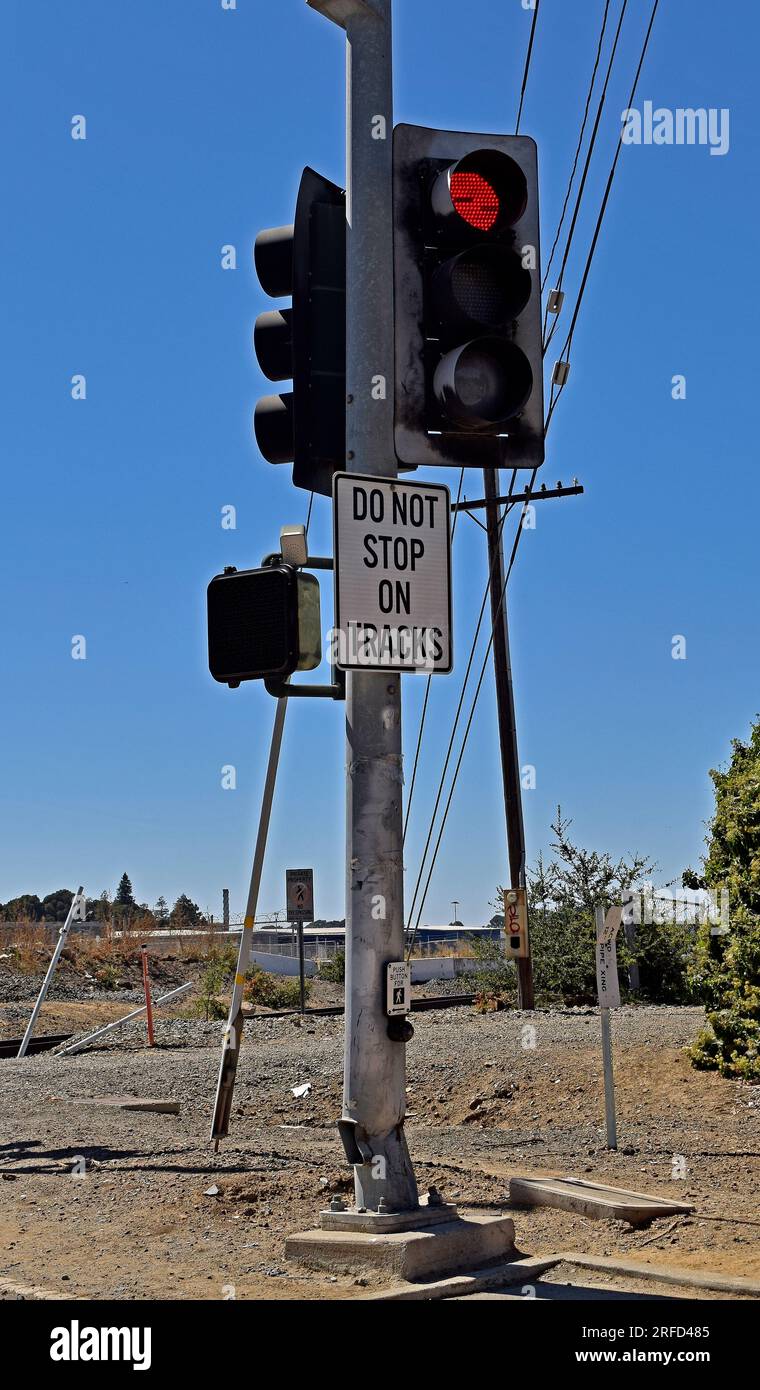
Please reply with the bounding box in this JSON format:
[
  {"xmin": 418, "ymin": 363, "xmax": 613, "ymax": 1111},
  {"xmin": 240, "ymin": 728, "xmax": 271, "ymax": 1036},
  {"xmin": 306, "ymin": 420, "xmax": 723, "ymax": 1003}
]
[
  {"xmin": 357, "ymin": 1256, "xmax": 561, "ymax": 1300},
  {"xmin": 555, "ymin": 1252, "xmax": 760, "ymax": 1297}
]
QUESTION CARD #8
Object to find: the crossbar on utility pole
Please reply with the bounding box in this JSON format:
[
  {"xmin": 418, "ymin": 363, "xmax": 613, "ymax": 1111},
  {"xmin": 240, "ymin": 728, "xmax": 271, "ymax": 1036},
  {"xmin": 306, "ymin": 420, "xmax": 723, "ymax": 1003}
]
[{"xmin": 312, "ymin": 0, "xmax": 419, "ymax": 1215}]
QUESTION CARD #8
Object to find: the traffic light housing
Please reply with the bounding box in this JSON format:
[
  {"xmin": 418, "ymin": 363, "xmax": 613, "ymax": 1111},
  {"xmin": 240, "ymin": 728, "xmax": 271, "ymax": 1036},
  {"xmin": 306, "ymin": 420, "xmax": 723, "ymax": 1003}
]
[
  {"xmin": 207, "ymin": 564, "xmax": 321, "ymax": 688},
  {"xmin": 253, "ymin": 168, "xmax": 346, "ymax": 497},
  {"xmin": 393, "ymin": 125, "xmax": 544, "ymax": 471}
]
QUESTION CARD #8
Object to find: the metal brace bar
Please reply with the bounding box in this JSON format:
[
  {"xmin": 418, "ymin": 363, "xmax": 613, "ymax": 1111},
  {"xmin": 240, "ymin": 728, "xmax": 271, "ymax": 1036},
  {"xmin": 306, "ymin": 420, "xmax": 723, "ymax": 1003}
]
[
  {"xmin": 262, "ymin": 552, "xmax": 333, "ymax": 572},
  {"xmin": 265, "ymin": 667, "xmax": 345, "ymax": 701}
]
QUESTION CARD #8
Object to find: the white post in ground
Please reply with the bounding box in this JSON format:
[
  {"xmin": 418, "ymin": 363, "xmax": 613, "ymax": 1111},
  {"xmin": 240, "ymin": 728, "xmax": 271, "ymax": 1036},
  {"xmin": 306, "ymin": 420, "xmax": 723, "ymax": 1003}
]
[
  {"xmin": 17, "ymin": 886, "xmax": 86, "ymax": 1058},
  {"xmin": 595, "ymin": 903, "xmax": 619, "ymax": 1151},
  {"xmin": 310, "ymin": 0, "xmax": 418, "ymax": 1214}
]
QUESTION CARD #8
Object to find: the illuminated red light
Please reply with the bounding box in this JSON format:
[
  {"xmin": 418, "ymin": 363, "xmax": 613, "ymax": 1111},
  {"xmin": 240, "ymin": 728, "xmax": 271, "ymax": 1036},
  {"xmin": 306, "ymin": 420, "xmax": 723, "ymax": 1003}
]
[{"xmin": 450, "ymin": 171, "xmax": 500, "ymax": 231}]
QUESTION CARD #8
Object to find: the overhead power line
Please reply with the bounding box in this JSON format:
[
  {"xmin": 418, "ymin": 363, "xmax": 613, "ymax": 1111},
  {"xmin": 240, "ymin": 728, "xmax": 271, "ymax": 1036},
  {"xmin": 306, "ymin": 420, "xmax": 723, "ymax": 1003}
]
[
  {"xmin": 403, "ymin": 467, "xmax": 465, "ymax": 846},
  {"xmin": 546, "ymin": 0, "xmax": 661, "ymax": 431},
  {"xmin": 515, "ymin": 0, "xmax": 542, "ymax": 134},
  {"xmin": 406, "ymin": 469, "xmax": 539, "ymax": 957},
  {"xmin": 543, "ymin": 0, "xmax": 630, "ymax": 356},
  {"xmin": 542, "ymin": 0, "xmax": 612, "ymax": 294},
  {"xmin": 405, "ymin": 470, "xmax": 517, "ymax": 930}
]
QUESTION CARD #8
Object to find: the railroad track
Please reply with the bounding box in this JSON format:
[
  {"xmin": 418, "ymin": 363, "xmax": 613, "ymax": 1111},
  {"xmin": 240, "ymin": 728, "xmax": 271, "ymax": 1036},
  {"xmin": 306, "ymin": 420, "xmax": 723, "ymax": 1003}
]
[
  {"xmin": 247, "ymin": 993, "xmax": 475, "ymax": 1022},
  {"xmin": 0, "ymin": 996, "xmax": 475, "ymax": 1054}
]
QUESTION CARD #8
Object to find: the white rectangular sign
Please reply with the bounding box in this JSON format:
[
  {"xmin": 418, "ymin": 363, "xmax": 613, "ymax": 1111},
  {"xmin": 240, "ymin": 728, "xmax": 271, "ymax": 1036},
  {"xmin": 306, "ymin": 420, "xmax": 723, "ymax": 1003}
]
[
  {"xmin": 596, "ymin": 935, "xmax": 621, "ymax": 1009},
  {"xmin": 332, "ymin": 474, "xmax": 452, "ymax": 673},
  {"xmin": 386, "ymin": 961, "xmax": 412, "ymax": 1017}
]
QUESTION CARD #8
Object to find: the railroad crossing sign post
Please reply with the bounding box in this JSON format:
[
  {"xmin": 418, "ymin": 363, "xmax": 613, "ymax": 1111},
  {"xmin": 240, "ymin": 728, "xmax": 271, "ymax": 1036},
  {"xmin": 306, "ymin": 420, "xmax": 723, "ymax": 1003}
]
[
  {"xmin": 310, "ymin": 0, "xmax": 419, "ymax": 1217},
  {"xmin": 286, "ymin": 869, "xmax": 314, "ymax": 1014}
]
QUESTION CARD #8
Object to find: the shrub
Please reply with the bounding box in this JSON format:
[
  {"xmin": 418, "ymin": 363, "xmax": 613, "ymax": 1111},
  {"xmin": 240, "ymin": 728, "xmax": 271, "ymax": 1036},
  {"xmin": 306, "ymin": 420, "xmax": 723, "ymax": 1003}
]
[
  {"xmin": 318, "ymin": 950, "xmax": 345, "ymax": 984},
  {"xmin": 193, "ymin": 956, "xmax": 228, "ymax": 1021},
  {"xmin": 244, "ymin": 965, "xmax": 309, "ymax": 1010},
  {"xmin": 498, "ymin": 809, "xmax": 696, "ymax": 1006},
  {"xmin": 469, "ymin": 936, "xmax": 517, "ymax": 1010},
  {"xmin": 94, "ymin": 962, "xmax": 120, "ymax": 991}
]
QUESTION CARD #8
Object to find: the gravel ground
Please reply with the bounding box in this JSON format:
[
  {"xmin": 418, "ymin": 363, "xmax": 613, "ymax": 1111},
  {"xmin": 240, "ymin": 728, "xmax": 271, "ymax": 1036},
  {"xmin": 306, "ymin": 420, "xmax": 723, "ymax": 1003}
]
[{"xmin": 0, "ymin": 1003, "xmax": 757, "ymax": 1300}]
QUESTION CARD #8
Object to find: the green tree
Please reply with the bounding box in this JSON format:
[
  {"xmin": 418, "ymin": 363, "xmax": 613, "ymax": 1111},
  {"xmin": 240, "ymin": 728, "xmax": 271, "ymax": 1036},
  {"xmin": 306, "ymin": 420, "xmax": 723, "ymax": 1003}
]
[
  {"xmin": 115, "ymin": 873, "xmax": 135, "ymax": 907},
  {"xmin": 169, "ymin": 894, "xmax": 201, "ymax": 929},
  {"xmin": 687, "ymin": 718, "xmax": 760, "ymax": 1080},
  {"xmin": 85, "ymin": 891, "xmax": 112, "ymax": 923},
  {"xmin": 41, "ymin": 889, "xmax": 75, "ymax": 922},
  {"xmin": 1, "ymin": 894, "xmax": 42, "ymax": 922},
  {"xmin": 515, "ymin": 809, "xmax": 656, "ymax": 1004},
  {"xmin": 154, "ymin": 896, "xmax": 169, "ymax": 923}
]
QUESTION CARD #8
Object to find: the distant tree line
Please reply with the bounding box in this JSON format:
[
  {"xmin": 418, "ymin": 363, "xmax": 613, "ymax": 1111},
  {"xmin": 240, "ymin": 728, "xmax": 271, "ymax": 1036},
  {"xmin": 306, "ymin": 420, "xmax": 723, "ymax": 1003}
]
[{"xmin": 0, "ymin": 872, "xmax": 208, "ymax": 930}]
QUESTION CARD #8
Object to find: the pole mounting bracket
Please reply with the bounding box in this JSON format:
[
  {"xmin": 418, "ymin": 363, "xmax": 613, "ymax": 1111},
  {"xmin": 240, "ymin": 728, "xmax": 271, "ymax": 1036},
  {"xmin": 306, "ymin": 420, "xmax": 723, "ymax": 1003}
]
[
  {"xmin": 265, "ymin": 667, "xmax": 345, "ymax": 702},
  {"xmin": 307, "ymin": 0, "xmax": 384, "ymax": 28}
]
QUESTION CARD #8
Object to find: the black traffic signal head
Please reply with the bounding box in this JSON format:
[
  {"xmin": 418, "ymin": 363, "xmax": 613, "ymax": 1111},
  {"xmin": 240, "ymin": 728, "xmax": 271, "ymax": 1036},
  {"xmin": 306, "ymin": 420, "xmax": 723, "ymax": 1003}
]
[
  {"xmin": 253, "ymin": 168, "xmax": 346, "ymax": 496},
  {"xmin": 393, "ymin": 125, "xmax": 544, "ymax": 471},
  {"xmin": 207, "ymin": 564, "xmax": 321, "ymax": 687}
]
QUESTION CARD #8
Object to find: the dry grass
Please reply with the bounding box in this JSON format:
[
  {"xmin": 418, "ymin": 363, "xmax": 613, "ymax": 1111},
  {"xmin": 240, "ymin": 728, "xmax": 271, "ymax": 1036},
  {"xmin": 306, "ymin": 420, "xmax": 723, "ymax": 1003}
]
[
  {"xmin": 0, "ymin": 920, "xmax": 230, "ymax": 978},
  {"xmin": 408, "ymin": 939, "xmax": 477, "ymax": 959},
  {"xmin": 1, "ymin": 922, "xmax": 51, "ymax": 973}
]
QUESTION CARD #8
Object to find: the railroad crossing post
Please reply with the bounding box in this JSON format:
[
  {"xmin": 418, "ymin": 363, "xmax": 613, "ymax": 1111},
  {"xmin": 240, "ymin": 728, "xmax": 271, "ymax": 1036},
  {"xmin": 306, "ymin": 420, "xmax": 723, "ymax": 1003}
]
[{"xmin": 310, "ymin": 0, "xmax": 419, "ymax": 1214}]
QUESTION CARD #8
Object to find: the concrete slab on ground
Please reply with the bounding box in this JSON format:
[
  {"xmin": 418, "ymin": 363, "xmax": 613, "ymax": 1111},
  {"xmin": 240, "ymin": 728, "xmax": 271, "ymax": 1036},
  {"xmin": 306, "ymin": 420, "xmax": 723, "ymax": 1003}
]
[
  {"xmin": 362, "ymin": 1252, "xmax": 758, "ymax": 1302},
  {"xmin": 556, "ymin": 1252, "xmax": 760, "ymax": 1298},
  {"xmin": 60, "ymin": 1095, "xmax": 180, "ymax": 1114},
  {"xmin": 359, "ymin": 1255, "xmax": 561, "ymax": 1301},
  {"xmin": 510, "ymin": 1176, "xmax": 694, "ymax": 1225},
  {"xmin": 286, "ymin": 1213, "xmax": 515, "ymax": 1282}
]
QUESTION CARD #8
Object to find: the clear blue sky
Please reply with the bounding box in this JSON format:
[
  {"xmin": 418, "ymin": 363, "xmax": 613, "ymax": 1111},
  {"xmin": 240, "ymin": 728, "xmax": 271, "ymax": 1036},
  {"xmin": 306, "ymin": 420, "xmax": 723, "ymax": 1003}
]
[{"xmin": 1, "ymin": 0, "xmax": 756, "ymax": 924}]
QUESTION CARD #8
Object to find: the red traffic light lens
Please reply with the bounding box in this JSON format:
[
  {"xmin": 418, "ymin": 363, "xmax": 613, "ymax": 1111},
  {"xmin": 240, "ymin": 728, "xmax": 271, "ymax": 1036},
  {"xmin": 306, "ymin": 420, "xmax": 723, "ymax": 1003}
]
[
  {"xmin": 433, "ymin": 150, "xmax": 529, "ymax": 234},
  {"xmin": 450, "ymin": 171, "xmax": 500, "ymax": 232}
]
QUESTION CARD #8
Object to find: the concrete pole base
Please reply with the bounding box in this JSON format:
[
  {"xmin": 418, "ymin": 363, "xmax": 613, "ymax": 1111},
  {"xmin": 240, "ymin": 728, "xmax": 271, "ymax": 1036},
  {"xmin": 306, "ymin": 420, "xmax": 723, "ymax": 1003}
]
[
  {"xmin": 319, "ymin": 1201, "xmax": 459, "ymax": 1234},
  {"xmin": 285, "ymin": 1213, "xmax": 516, "ymax": 1283}
]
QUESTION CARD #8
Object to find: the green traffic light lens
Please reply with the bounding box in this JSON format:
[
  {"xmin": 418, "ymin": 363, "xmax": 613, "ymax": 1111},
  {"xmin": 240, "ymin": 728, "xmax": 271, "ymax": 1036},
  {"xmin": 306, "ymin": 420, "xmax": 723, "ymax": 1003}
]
[{"xmin": 434, "ymin": 338, "xmax": 533, "ymax": 430}]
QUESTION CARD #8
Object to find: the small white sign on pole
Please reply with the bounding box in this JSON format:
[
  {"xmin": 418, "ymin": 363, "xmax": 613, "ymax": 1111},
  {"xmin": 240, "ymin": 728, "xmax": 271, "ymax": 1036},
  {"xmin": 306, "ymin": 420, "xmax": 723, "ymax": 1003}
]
[
  {"xmin": 596, "ymin": 909, "xmax": 621, "ymax": 1009},
  {"xmin": 386, "ymin": 961, "xmax": 411, "ymax": 1017},
  {"xmin": 332, "ymin": 473, "xmax": 452, "ymax": 673}
]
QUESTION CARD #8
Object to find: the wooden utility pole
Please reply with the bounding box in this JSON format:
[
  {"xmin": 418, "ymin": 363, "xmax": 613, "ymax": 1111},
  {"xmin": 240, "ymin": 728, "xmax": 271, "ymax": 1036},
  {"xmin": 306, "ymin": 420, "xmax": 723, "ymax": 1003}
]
[{"xmin": 483, "ymin": 468, "xmax": 535, "ymax": 1010}]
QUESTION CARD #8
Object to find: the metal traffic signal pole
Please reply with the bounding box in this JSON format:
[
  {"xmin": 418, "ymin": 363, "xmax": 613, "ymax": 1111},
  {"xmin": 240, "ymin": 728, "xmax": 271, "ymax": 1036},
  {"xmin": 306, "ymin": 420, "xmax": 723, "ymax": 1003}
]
[
  {"xmin": 483, "ymin": 468, "xmax": 535, "ymax": 1010},
  {"xmin": 310, "ymin": 0, "xmax": 419, "ymax": 1214}
]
